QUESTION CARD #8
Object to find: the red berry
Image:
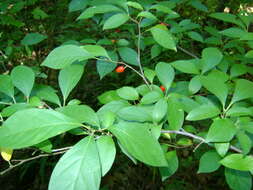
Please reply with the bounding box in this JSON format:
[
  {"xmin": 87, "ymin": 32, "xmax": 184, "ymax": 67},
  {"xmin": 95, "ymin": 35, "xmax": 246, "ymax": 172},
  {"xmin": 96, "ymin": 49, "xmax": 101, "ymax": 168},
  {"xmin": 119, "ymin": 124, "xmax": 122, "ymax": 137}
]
[
  {"xmin": 160, "ymin": 85, "xmax": 165, "ymax": 92},
  {"xmin": 115, "ymin": 29, "xmax": 121, "ymax": 33},
  {"xmin": 115, "ymin": 66, "xmax": 125, "ymax": 73}
]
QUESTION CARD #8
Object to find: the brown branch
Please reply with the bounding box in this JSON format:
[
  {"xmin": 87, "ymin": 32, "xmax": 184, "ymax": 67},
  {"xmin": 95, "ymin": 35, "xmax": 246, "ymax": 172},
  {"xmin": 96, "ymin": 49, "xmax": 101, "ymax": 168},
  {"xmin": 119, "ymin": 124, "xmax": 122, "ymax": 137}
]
[{"xmin": 161, "ymin": 130, "xmax": 242, "ymax": 153}]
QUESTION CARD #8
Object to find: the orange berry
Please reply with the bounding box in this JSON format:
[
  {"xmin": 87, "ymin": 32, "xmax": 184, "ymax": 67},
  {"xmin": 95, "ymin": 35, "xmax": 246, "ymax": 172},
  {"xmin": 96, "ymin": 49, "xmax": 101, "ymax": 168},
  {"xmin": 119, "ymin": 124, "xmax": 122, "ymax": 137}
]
[
  {"xmin": 115, "ymin": 66, "xmax": 125, "ymax": 73},
  {"xmin": 111, "ymin": 39, "xmax": 116, "ymax": 43},
  {"xmin": 160, "ymin": 85, "xmax": 166, "ymax": 92}
]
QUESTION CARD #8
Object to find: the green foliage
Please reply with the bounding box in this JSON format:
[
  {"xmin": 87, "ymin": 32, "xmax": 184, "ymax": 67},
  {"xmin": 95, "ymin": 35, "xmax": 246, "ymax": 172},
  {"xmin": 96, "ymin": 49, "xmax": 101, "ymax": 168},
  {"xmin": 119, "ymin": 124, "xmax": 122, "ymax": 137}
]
[{"xmin": 0, "ymin": 1, "xmax": 253, "ymax": 190}]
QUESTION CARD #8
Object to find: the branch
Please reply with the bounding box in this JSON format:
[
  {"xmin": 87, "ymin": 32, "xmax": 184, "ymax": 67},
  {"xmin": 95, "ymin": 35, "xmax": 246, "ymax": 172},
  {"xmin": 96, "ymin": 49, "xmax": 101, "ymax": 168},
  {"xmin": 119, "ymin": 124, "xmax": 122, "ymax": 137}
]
[
  {"xmin": 0, "ymin": 149, "xmax": 69, "ymax": 176},
  {"xmin": 177, "ymin": 46, "xmax": 199, "ymax": 59},
  {"xmin": 161, "ymin": 130, "xmax": 242, "ymax": 153}
]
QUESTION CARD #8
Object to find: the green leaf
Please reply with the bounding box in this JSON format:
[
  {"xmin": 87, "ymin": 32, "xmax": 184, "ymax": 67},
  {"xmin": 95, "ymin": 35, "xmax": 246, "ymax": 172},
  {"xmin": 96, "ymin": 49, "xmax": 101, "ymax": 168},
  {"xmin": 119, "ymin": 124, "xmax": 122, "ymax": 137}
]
[
  {"xmin": 189, "ymin": 0, "xmax": 208, "ymax": 12},
  {"xmin": 96, "ymin": 136, "xmax": 116, "ymax": 176},
  {"xmin": 151, "ymin": 44, "xmax": 162, "ymax": 59},
  {"xmin": 200, "ymin": 75, "xmax": 228, "ymax": 106},
  {"xmin": 155, "ymin": 62, "xmax": 175, "ymax": 90},
  {"xmin": 98, "ymin": 111, "xmax": 116, "ymax": 129},
  {"xmin": 245, "ymin": 50, "xmax": 253, "ymax": 58},
  {"xmin": 167, "ymin": 97, "xmax": 184, "ymax": 130},
  {"xmin": 36, "ymin": 85, "xmax": 61, "ymax": 106},
  {"xmin": 153, "ymin": 99, "xmax": 167, "ymax": 123},
  {"xmin": 159, "ymin": 151, "xmax": 178, "ymax": 181},
  {"xmin": 59, "ymin": 64, "xmax": 84, "ymax": 104},
  {"xmin": 118, "ymin": 47, "xmax": 138, "ymax": 66},
  {"xmin": 178, "ymin": 96, "xmax": 200, "ymax": 113},
  {"xmin": 117, "ymin": 106, "xmax": 152, "ymax": 122},
  {"xmin": 69, "ymin": 0, "xmax": 88, "ymax": 12},
  {"xmin": 35, "ymin": 140, "xmax": 52, "ymax": 153},
  {"xmin": 0, "ymin": 109, "xmax": 81, "ymax": 149},
  {"xmin": 41, "ymin": 45, "xmax": 92, "ymax": 69},
  {"xmin": 82, "ymin": 45, "xmax": 109, "ymax": 58},
  {"xmin": 170, "ymin": 59, "xmax": 200, "ymax": 74},
  {"xmin": 209, "ymin": 13, "xmax": 245, "ymax": 28},
  {"xmin": 0, "ymin": 75, "xmax": 14, "ymax": 98},
  {"xmin": 230, "ymin": 64, "xmax": 247, "ymax": 78},
  {"xmin": 49, "ymin": 136, "xmax": 101, "ymax": 190},
  {"xmin": 150, "ymin": 25, "xmax": 177, "ymax": 51},
  {"xmin": 206, "ymin": 119, "xmax": 236, "ymax": 143},
  {"xmin": 127, "ymin": 1, "xmax": 143, "ymax": 10},
  {"xmin": 140, "ymin": 91, "xmax": 162, "ymax": 104},
  {"xmin": 116, "ymin": 86, "xmax": 139, "ymax": 101},
  {"xmin": 1, "ymin": 103, "xmax": 33, "ymax": 117},
  {"xmin": 187, "ymin": 31, "xmax": 204, "ymax": 42},
  {"xmin": 226, "ymin": 106, "xmax": 252, "ymax": 117},
  {"xmin": 11, "ymin": 65, "xmax": 35, "ymax": 98},
  {"xmin": 103, "ymin": 13, "xmax": 129, "ymax": 30},
  {"xmin": 21, "ymin": 33, "xmax": 47, "ymax": 45},
  {"xmin": 231, "ymin": 79, "xmax": 253, "ymax": 104},
  {"xmin": 96, "ymin": 51, "xmax": 118, "ymax": 79},
  {"xmin": 98, "ymin": 90, "xmax": 122, "ymax": 104},
  {"xmin": 225, "ymin": 168, "xmax": 252, "ymax": 190},
  {"xmin": 77, "ymin": 5, "xmax": 122, "ymax": 20},
  {"xmin": 198, "ymin": 151, "xmax": 221, "ymax": 173},
  {"xmin": 137, "ymin": 11, "xmax": 157, "ymax": 20},
  {"xmin": 189, "ymin": 75, "xmax": 202, "ymax": 94},
  {"xmin": 186, "ymin": 104, "xmax": 220, "ymax": 121},
  {"xmin": 220, "ymin": 27, "xmax": 247, "ymax": 38},
  {"xmin": 109, "ymin": 121, "xmax": 167, "ymax": 167},
  {"xmin": 214, "ymin": 143, "xmax": 230, "ymax": 157},
  {"xmin": 237, "ymin": 131, "xmax": 252, "ymax": 155},
  {"xmin": 201, "ymin": 47, "xmax": 223, "ymax": 74},
  {"xmin": 220, "ymin": 154, "xmax": 253, "ymax": 171},
  {"xmin": 144, "ymin": 68, "xmax": 156, "ymax": 83},
  {"xmin": 57, "ymin": 105, "xmax": 100, "ymax": 128}
]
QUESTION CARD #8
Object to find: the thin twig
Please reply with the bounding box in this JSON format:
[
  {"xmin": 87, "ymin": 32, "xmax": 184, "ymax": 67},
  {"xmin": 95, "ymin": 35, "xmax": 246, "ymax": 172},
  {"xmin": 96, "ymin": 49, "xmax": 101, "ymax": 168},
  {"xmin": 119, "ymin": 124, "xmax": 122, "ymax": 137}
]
[
  {"xmin": 161, "ymin": 130, "xmax": 242, "ymax": 153},
  {"xmin": 136, "ymin": 20, "xmax": 151, "ymax": 89},
  {"xmin": 0, "ymin": 150, "xmax": 68, "ymax": 176},
  {"xmin": 177, "ymin": 46, "xmax": 199, "ymax": 59}
]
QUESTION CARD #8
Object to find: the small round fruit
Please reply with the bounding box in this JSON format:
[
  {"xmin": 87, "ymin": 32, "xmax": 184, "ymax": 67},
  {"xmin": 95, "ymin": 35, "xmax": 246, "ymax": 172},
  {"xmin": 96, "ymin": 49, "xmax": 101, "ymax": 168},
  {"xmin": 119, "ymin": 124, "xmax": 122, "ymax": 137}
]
[
  {"xmin": 111, "ymin": 39, "xmax": 116, "ymax": 43},
  {"xmin": 115, "ymin": 66, "xmax": 125, "ymax": 73},
  {"xmin": 160, "ymin": 85, "xmax": 165, "ymax": 92}
]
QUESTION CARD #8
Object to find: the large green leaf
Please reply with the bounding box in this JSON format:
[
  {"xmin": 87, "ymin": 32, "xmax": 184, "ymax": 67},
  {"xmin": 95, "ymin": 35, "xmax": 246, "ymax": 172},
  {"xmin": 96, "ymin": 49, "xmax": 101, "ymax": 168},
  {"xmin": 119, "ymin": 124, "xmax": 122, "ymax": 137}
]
[
  {"xmin": 153, "ymin": 99, "xmax": 167, "ymax": 123},
  {"xmin": 11, "ymin": 65, "xmax": 35, "ymax": 98},
  {"xmin": 77, "ymin": 5, "xmax": 122, "ymax": 20},
  {"xmin": 82, "ymin": 45, "xmax": 109, "ymax": 58},
  {"xmin": 59, "ymin": 64, "xmax": 84, "ymax": 104},
  {"xmin": 118, "ymin": 47, "xmax": 138, "ymax": 66},
  {"xmin": 186, "ymin": 104, "xmax": 220, "ymax": 121},
  {"xmin": 159, "ymin": 151, "xmax": 178, "ymax": 181},
  {"xmin": 170, "ymin": 59, "xmax": 200, "ymax": 74},
  {"xmin": 116, "ymin": 86, "xmax": 139, "ymax": 101},
  {"xmin": 198, "ymin": 151, "xmax": 221, "ymax": 173},
  {"xmin": 69, "ymin": 0, "xmax": 89, "ymax": 12},
  {"xmin": 155, "ymin": 62, "xmax": 175, "ymax": 90},
  {"xmin": 96, "ymin": 136, "xmax": 116, "ymax": 176},
  {"xmin": 220, "ymin": 154, "xmax": 253, "ymax": 171},
  {"xmin": 209, "ymin": 13, "xmax": 245, "ymax": 28},
  {"xmin": 206, "ymin": 119, "xmax": 236, "ymax": 143},
  {"xmin": 117, "ymin": 106, "xmax": 152, "ymax": 122},
  {"xmin": 220, "ymin": 27, "xmax": 247, "ymax": 38},
  {"xmin": 49, "ymin": 136, "xmax": 101, "ymax": 190},
  {"xmin": 200, "ymin": 75, "xmax": 228, "ymax": 106},
  {"xmin": 150, "ymin": 24, "xmax": 176, "ymax": 51},
  {"xmin": 103, "ymin": 13, "xmax": 129, "ymax": 30},
  {"xmin": 167, "ymin": 97, "xmax": 184, "ymax": 130},
  {"xmin": 41, "ymin": 45, "xmax": 92, "ymax": 69},
  {"xmin": 21, "ymin": 33, "xmax": 47, "ymax": 45},
  {"xmin": 201, "ymin": 47, "xmax": 223, "ymax": 74},
  {"xmin": 36, "ymin": 85, "xmax": 61, "ymax": 106},
  {"xmin": 0, "ymin": 75, "xmax": 14, "ymax": 98},
  {"xmin": 140, "ymin": 91, "xmax": 162, "ymax": 104},
  {"xmin": 0, "ymin": 109, "xmax": 81, "ymax": 149},
  {"xmin": 57, "ymin": 105, "xmax": 100, "ymax": 128},
  {"xmin": 109, "ymin": 121, "xmax": 167, "ymax": 167},
  {"xmin": 96, "ymin": 51, "xmax": 118, "ymax": 79},
  {"xmin": 231, "ymin": 79, "xmax": 253, "ymax": 104},
  {"xmin": 225, "ymin": 168, "xmax": 252, "ymax": 190}
]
